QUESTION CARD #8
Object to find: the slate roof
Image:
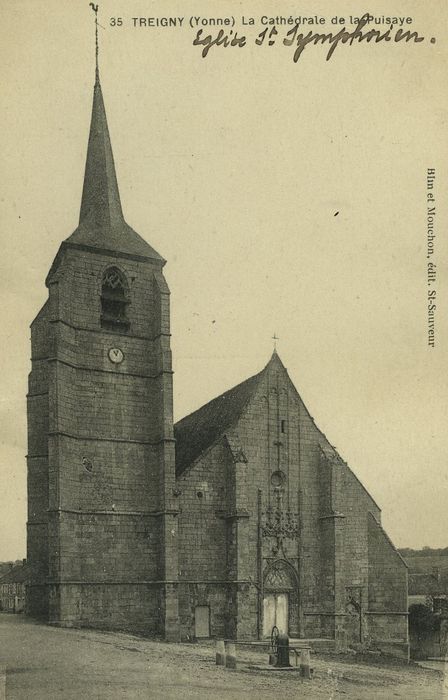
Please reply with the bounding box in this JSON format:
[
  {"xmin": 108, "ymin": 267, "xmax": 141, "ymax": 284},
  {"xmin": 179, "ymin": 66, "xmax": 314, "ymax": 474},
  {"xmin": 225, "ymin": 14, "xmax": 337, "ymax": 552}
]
[
  {"xmin": 63, "ymin": 220, "xmax": 163, "ymax": 262},
  {"xmin": 404, "ymin": 555, "xmax": 448, "ymax": 595},
  {"xmin": 0, "ymin": 563, "xmax": 34, "ymax": 585},
  {"xmin": 174, "ymin": 351, "xmax": 382, "ymax": 517},
  {"xmin": 174, "ymin": 368, "xmax": 264, "ymax": 476}
]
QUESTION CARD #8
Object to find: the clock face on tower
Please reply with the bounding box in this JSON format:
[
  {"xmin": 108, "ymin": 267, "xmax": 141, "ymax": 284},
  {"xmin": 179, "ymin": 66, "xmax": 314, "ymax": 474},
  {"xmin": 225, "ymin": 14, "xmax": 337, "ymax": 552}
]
[{"xmin": 108, "ymin": 347, "xmax": 124, "ymax": 364}]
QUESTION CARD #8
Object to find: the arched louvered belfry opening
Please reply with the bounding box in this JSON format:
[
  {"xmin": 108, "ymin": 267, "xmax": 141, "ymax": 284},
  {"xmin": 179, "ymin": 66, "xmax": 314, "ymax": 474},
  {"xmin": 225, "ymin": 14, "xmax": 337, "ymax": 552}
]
[{"xmin": 100, "ymin": 266, "xmax": 130, "ymax": 331}]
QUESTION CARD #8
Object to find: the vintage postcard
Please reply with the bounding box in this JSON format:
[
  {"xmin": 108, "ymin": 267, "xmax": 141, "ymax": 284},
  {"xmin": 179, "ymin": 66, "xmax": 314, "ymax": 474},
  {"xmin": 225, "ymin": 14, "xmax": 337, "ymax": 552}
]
[{"xmin": 0, "ymin": 0, "xmax": 447, "ymax": 697}]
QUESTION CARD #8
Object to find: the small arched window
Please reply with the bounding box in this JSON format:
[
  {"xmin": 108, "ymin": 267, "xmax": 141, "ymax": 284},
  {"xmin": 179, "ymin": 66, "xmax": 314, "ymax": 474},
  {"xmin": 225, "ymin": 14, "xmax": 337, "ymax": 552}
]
[{"xmin": 100, "ymin": 267, "xmax": 130, "ymax": 331}]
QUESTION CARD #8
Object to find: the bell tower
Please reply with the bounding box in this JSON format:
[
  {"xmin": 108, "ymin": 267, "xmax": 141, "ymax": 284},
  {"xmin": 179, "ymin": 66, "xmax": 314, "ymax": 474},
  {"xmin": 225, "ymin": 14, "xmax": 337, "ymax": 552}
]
[{"xmin": 26, "ymin": 10, "xmax": 179, "ymax": 639}]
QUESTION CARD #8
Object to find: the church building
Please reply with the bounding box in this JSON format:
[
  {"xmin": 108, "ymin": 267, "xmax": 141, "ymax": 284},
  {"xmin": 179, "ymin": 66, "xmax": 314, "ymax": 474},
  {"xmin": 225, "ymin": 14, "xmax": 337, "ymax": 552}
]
[{"xmin": 26, "ymin": 37, "xmax": 409, "ymax": 658}]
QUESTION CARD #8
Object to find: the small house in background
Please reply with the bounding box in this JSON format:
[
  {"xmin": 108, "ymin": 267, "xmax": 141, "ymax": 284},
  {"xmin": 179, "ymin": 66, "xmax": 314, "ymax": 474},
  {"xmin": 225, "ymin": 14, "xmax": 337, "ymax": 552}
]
[
  {"xmin": 400, "ymin": 549, "xmax": 448, "ymax": 659},
  {"xmin": 0, "ymin": 560, "xmax": 33, "ymax": 613}
]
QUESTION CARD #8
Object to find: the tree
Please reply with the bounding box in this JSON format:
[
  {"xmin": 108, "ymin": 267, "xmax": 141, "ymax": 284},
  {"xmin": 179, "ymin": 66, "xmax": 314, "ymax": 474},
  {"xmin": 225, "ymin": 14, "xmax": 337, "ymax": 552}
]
[{"xmin": 409, "ymin": 603, "xmax": 440, "ymax": 643}]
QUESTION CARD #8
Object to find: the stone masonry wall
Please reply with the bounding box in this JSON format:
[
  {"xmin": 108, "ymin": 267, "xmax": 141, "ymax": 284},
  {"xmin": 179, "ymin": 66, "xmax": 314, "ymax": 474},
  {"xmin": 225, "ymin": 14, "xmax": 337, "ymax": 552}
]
[
  {"xmin": 177, "ymin": 445, "xmax": 228, "ymax": 569},
  {"xmin": 27, "ymin": 244, "xmax": 178, "ymax": 636},
  {"xmin": 27, "ymin": 301, "xmax": 51, "ymax": 617},
  {"xmin": 176, "ymin": 353, "xmax": 408, "ymax": 654},
  {"xmin": 366, "ymin": 512, "xmax": 408, "ymax": 657}
]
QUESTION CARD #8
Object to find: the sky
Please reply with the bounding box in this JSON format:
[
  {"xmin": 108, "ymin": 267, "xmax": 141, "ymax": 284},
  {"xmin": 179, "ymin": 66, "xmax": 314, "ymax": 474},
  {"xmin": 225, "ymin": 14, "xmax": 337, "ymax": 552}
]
[{"xmin": 0, "ymin": 0, "xmax": 447, "ymax": 559}]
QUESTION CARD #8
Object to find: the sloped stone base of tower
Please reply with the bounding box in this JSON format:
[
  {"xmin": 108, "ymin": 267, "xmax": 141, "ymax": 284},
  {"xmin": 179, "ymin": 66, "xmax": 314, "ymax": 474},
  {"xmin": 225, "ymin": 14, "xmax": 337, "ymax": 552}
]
[
  {"xmin": 27, "ymin": 582, "xmax": 180, "ymax": 639},
  {"xmin": 26, "ymin": 584, "xmax": 49, "ymax": 621}
]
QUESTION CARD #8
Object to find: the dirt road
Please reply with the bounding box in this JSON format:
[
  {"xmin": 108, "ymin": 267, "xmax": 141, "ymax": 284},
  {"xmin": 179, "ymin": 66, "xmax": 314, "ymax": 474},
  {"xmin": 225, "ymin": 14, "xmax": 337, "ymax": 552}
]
[{"xmin": 0, "ymin": 614, "xmax": 445, "ymax": 699}]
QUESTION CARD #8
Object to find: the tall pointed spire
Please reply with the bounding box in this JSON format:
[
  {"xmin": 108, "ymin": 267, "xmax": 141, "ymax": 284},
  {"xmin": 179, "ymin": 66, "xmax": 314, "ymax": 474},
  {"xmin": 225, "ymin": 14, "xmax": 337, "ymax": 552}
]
[
  {"xmin": 79, "ymin": 77, "xmax": 124, "ymax": 228},
  {"xmin": 79, "ymin": 4, "xmax": 123, "ymax": 229},
  {"xmin": 48, "ymin": 4, "xmax": 164, "ymax": 278}
]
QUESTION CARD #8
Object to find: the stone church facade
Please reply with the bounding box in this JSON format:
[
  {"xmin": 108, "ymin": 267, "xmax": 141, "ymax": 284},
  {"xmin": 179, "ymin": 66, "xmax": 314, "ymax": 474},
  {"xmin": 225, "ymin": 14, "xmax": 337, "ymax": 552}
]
[
  {"xmin": 26, "ymin": 59, "xmax": 409, "ymax": 657},
  {"xmin": 175, "ymin": 354, "xmax": 409, "ymax": 657}
]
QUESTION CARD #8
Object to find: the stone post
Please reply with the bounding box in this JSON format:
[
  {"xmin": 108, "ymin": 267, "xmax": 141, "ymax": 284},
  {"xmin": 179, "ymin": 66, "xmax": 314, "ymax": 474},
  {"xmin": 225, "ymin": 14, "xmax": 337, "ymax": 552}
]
[
  {"xmin": 300, "ymin": 648, "xmax": 311, "ymax": 679},
  {"xmin": 225, "ymin": 641, "xmax": 237, "ymax": 669},
  {"xmin": 215, "ymin": 639, "xmax": 226, "ymax": 666}
]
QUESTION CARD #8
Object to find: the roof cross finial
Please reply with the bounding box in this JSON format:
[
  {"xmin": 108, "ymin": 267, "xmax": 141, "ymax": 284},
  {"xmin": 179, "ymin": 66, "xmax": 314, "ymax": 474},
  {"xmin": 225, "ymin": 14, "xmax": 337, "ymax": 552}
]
[
  {"xmin": 272, "ymin": 332, "xmax": 279, "ymax": 351},
  {"xmin": 89, "ymin": 3, "xmax": 99, "ymax": 84}
]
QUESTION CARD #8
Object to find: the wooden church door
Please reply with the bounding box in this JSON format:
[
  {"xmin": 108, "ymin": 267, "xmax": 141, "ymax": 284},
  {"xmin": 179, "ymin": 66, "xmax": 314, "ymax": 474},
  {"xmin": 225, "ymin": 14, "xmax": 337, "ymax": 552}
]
[
  {"xmin": 263, "ymin": 593, "xmax": 288, "ymax": 637},
  {"xmin": 194, "ymin": 606, "xmax": 210, "ymax": 638}
]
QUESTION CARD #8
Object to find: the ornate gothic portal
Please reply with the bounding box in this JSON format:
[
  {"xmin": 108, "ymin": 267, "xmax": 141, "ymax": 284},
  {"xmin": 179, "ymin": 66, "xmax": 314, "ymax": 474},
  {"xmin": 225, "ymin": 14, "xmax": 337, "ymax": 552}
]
[{"xmin": 262, "ymin": 560, "xmax": 298, "ymax": 638}]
